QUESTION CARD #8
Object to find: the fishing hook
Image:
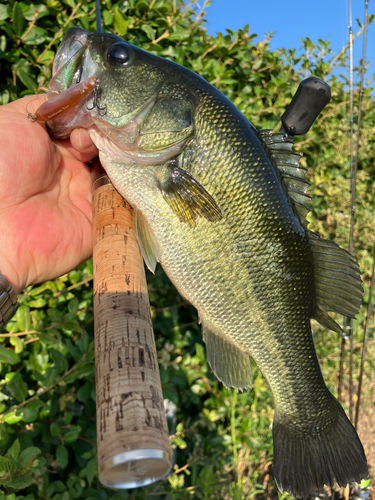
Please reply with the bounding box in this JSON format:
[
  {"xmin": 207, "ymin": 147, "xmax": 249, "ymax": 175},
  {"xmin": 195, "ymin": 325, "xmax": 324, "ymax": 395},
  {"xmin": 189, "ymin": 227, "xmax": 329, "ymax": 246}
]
[{"xmin": 86, "ymin": 80, "xmax": 107, "ymax": 113}]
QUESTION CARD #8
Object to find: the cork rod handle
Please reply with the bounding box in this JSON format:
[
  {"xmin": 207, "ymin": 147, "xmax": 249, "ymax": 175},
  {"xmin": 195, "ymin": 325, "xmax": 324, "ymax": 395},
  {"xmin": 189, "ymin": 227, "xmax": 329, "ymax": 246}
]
[{"xmin": 92, "ymin": 175, "xmax": 172, "ymax": 489}]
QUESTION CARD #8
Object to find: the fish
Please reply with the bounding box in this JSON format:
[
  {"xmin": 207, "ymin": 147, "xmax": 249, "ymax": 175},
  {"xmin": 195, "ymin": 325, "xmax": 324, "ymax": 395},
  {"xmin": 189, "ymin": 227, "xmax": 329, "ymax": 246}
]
[{"xmin": 45, "ymin": 27, "xmax": 368, "ymax": 498}]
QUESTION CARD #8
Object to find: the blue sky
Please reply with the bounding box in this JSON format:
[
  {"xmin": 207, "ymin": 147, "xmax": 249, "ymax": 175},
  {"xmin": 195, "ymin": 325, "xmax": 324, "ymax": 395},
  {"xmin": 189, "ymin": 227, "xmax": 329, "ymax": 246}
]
[{"xmin": 205, "ymin": 0, "xmax": 374, "ymax": 79}]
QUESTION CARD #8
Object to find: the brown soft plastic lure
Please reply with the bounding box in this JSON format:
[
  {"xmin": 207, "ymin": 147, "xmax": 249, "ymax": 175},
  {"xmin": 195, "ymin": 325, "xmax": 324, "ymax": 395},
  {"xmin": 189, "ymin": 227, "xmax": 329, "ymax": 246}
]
[{"xmin": 30, "ymin": 76, "xmax": 98, "ymax": 122}]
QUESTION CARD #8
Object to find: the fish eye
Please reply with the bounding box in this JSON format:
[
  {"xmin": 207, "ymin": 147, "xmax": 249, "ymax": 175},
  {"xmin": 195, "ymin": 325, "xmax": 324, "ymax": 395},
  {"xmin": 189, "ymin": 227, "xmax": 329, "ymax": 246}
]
[{"xmin": 106, "ymin": 43, "xmax": 131, "ymax": 67}]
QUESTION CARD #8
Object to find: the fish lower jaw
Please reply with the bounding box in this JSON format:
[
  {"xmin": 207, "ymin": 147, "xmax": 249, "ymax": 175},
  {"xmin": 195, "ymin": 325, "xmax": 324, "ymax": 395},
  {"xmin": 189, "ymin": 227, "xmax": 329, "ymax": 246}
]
[{"xmin": 88, "ymin": 124, "xmax": 185, "ymax": 167}]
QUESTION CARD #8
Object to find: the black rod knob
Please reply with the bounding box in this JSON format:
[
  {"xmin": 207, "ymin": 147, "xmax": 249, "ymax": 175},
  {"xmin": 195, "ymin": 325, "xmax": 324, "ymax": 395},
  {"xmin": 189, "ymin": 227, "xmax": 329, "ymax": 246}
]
[{"xmin": 281, "ymin": 77, "xmax": 331, "ymax": 136}]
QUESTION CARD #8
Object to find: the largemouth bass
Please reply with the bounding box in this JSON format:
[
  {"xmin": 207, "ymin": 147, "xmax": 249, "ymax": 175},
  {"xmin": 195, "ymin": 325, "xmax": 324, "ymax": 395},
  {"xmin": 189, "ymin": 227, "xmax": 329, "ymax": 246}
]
[{"xmin": 46, "ymin": 27, "xmax": 367, "ymax": 498}]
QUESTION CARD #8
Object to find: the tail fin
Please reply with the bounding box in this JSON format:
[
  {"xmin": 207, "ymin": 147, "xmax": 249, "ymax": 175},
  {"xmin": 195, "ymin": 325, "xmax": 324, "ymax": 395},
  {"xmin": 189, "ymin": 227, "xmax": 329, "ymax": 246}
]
[{"xmin": 272, "ymin": 396, "xmax": 368, "ymax": 499}]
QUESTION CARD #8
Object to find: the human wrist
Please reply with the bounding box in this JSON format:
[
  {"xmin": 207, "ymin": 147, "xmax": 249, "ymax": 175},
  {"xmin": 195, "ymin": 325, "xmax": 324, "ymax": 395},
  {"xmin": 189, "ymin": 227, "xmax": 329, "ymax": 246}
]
[
  {"xmin": 0, "ymin": 261, "xmax": 23, "ymax": 296},
  {"xmin": 0, "ymin": 275, "xmax": 19, "ymax": 331}
]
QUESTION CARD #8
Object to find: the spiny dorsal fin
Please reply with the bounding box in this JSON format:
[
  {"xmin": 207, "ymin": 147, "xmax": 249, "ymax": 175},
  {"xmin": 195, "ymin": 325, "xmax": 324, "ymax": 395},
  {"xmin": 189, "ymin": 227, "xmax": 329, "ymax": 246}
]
[
  {"xmin": 257, "ymin": 129, "xmax": 311, "ymax": 228},
  {"xmin": 201, "ymin": 318, "xmax": 252, "ymax": 391},
  {"xmin": 308, "ymin": 231, "xmax": 363, "ymax": 332}
]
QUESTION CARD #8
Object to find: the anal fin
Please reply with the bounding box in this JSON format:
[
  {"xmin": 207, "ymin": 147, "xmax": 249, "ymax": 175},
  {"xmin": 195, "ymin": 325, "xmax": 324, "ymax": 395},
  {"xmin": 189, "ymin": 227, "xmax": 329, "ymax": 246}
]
[{"xmin": 202, "ymin": 319, "xmax": 251, "ymax": 391}]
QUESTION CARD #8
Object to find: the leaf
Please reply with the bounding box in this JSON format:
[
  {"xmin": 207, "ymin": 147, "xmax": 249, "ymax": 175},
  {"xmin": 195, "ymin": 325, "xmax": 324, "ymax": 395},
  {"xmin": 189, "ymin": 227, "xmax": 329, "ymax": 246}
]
[
  {"xmin": 56, "ymin": 445, "xmax": 68, "ymax": 469},
  {"xmin": 195, "ymin": 343, "xmax": 205, "ymax": 363},
  {"xmin": 0, "ymin": 34, "xmax": 6, "ymax": 52},
  {"xmin": 162, "ymin": 389, "xmax": 179, "ymax": 406},
  {"xmin": 6, "ymin": 473, "xmax": 33, "ymax": 489},
  {"xmin": 50, "ymin": 422, "xmax": 61, "ymax": 437},
  {"xmin": 53, "ymin": 480, "xmax": 66, "ymax": 493},
  {"xmin": 142, "ymin": 24, "xmax": 155, "ymax": 41},
  {"xmin": 63, "ymin": 425, "xmax": 81, "ymax": 444},
  {"xmin": 63, "ymin": 410, "xmax": 73, "ymax": 425},
  {"xmin": 12, "ymin": 2, "xmax": 24, "ymax": 37},
  {"xmin": 1, "ymin": 21, "xmax": 15, "ymax": 41},
  {"xmin": 2, "ymin": 412, "xmax": 23, "ymax": 424},
  {"xmin": 79, "ymin": 458, "xmax": 97, "ymax": 486},
  {"xmin": 61, "ymin": 320, "xmax": 81, "ymax": 334},
  {"xmin": 80, "ymin": 450, "xmax": 94, "ymax": 460},
  {"xmin": 65, "ymin": 339, "xmax": 81, "ymax": 361},
  {"xmin": 0, "ymin": 345, "xmax": 19, "ymax": 365},
  {"xmin": 68, "ymin": 297, "xmax": 79, "ymax": 314},
  {"xmin": 28, "ymin": 283, "xmax": 49, "ymax": 296},
  {"xmin": 6, "ymin": 373, "xmax": 28, "ymax": 402},
  {"xmin": 20, "ymin": 2, "xmax": 49, "ymax": 21},
  {"xmin": 19, "ymin": 446, "xmax": 41, "ymax": 473},
  {"xmin": 29, "ymin": 352, "xmax": 49, "ymax": 371},
  {"xmin": 113, "ymin": 6, "xmax": 128, "ymax": 36},
  {"xmin": 28, "ymin": 297, "xmax": 47, "ymax": 308},
  {"xmin": 0, "ymin": 89, "xmax": 10, "ymax": 105},
  {"xmin": 0, "ymin": 456, "xmax": 10, "ymax": 477},
  {"xmin": 174, "ymin": 436, "xmax": 187, "ymax": 449},
  {"xmin": 37, "ymin": 49, "xmax": 54, "ymax": 65},
  {"xmin": 76, "ymin": 332, "xmax": 89, "ymax": 353},
  {"xmin": 16, "ymin": 305, "xmax": 32, "ymax": 331},
  {"xmin": 103, "ymin": 10, "xmax": 113, "ymax": 25},
  {"xmin": 6, "ymin": 439, "xmax": 20, "ymax": 462},
  {"xmin": 0, "ymin": 5, "xmax": 8, "ymax": 21},
  {"xmin": 21, "ymin": 406, "xmax": 39, "ymax": 423},
  {"xmin": 63, "ymin": 362, "xmax": 94, "ymax": 384},
  {"xmin": 10, "ymin": 336, "xmax": 23, "ymax": 354},
  {"xmin": 77, "ymin": 382, "xmax": 92, "ymax": 403},
  {"xmin": 50, "ymin": 348, "xmax": 69, "ymax": 372},
  {"xmin": 68, "ymin": 270, "xmax": 81, "ymax": 284},
  {"xmin": 22, "ymin": 26, "xmax": 47, "ymax": 45}
]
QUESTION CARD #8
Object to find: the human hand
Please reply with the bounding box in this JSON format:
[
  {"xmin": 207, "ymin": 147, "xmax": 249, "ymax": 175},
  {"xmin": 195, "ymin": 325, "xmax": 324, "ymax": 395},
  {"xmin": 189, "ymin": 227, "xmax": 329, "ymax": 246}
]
[{"xmin": 0, "ymin": 95, "xmax": 99, "ymax": 295}]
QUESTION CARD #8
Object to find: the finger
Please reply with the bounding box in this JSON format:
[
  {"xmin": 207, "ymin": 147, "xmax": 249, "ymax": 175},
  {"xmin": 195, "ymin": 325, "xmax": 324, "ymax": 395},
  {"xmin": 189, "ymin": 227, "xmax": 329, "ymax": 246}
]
[
  {"xmin": 70, "ymin": 128, "xmax": 99, "ymax": 158},
  {"xmin": 0, "ymin": 95, "xmax": 60, "ymax": 202},
  {"xmin": 55, "ymin": 135, "xmax": 98, "ymax": 164}
]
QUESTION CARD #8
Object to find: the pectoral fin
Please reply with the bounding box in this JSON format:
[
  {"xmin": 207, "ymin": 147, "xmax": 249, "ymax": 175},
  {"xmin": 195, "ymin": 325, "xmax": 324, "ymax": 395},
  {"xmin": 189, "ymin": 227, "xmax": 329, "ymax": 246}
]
[
  {"xmin": 157, "ymin": 163, "xmax": 222, "ymax": 227},
  {"xmin": 134, "ymin": 210, "xmax": 160, "ymax": 273},
  {"xmin": 202, "ymin": 319, "xmax": 252, "ymax": 391}
]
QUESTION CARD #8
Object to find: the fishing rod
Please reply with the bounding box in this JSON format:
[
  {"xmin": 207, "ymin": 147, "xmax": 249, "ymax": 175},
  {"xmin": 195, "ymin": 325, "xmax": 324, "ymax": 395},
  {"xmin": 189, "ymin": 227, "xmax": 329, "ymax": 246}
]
[
  {"xmin": 95, "ymin": 0, "xmax": 102, "ymax": 34},
  {"xmin": 353, "ymin": 0, "xmax": 369, "ymax": 431},
  {"xmin": 356, "ymin": 249, "xmax": 375, "ymax": 428},
  {"xmin": 91, "ymin": 0, "xmax": 172, "ymax": 489},
  {"xmin": 338, "ymin": 0, "xmax": 370, "ymax": 428},
  {"xmin": 348, "ymin": 0, "xmax": 355, "ymax": 424},
  {"xmin": 337, "ymin": 2, "xmax": 371, "ymax": 497},
  {"xmin": 338, "ymin": 0, "xmax": 355, "ymax": 412}
]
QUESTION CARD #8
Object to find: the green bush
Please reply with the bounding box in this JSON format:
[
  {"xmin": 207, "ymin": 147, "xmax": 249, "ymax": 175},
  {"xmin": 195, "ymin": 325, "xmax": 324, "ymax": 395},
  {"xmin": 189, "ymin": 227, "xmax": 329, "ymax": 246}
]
[{"xmin": 0, "ymin": 1, "xmax": 374, "ymax": 498}]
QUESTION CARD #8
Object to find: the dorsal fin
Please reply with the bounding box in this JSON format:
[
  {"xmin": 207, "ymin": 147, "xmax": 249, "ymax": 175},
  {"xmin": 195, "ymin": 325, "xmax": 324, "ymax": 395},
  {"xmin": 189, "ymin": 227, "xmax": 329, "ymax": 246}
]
[{"xmin": 257, "ymin": 129, "xmax": 311, "ymax": 227}]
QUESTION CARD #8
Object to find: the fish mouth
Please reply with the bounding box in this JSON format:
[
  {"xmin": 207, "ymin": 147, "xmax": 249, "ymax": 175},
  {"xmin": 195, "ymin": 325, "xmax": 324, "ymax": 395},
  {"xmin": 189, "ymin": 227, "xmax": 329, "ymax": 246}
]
[
  {"xmin": 46, "ymin": 28, "xmax": 99, "ymax": 138},
  {"xmin": 49, "ymin": 28, "xmax": 97, "ymax": 93}
]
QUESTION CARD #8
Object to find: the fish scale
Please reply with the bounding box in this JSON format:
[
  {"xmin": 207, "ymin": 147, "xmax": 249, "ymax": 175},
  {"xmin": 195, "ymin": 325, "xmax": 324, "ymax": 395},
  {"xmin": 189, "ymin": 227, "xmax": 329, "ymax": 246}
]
[{"xmin": 46, "ymin": 27, "xmax": 368, "ymax": 498}]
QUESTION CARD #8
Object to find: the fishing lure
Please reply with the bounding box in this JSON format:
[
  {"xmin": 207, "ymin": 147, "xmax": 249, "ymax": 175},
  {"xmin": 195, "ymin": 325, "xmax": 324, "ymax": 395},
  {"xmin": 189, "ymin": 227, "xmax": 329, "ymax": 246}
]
[{"xmin": 28, "ymin": 76, "xmax": 98, "ymax": 122}]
